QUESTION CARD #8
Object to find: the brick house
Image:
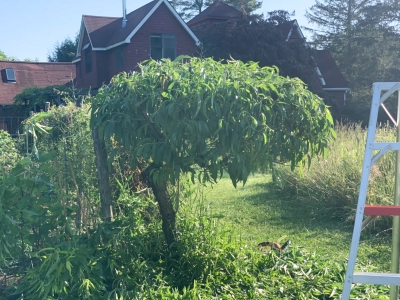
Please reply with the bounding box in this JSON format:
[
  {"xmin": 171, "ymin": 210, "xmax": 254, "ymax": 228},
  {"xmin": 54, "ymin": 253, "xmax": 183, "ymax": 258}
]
[
  {"xmin": 0, "ymin": 61, "xmax": 75, "ymax": 135},
  {"xmin": 73, "ymin": 0, "xmax": 200, "ymax": 89},
  {"xmin": 187, "ymin": 1, "xmax": 350, "ymax": 111}
]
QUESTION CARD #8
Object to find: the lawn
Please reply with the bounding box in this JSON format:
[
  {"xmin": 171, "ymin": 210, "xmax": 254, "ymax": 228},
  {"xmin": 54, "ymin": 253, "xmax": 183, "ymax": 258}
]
[{"xmin": 200, "ymin": 172, "xmax": 393, "ymax": 293}]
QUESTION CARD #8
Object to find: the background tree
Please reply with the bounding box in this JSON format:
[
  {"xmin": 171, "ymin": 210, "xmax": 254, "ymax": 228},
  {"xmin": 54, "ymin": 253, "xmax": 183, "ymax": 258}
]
[
  {"xmin": 47, "ymin": 37, "xmax": 78, "ymax": 62},
  {"xmin": 13, "ymin": 85, "xmax": 72, "ymax": 115},
  {"xmin": 0, "ymin": 50, "xmax": 7, "ymax": 60},
  {"xmin": 169, "ymin": 0, "xmax": 212, "ymax": 20},
  {"xmin": 305, "ymin": 0, "xmax": 376, "ymax": 84},
  {"xmin": 170, "ymin": 0, "xmax": 262, "ymax": 21},
  {"xmin": 306, "ymin": 0, "xmax": 400, "ymax": 122},
  {"xmin": 266, "ymin": 9, "xmax": 295, "ymax": 25},
  {"xmin": 223, "ymin": 0, "xmax": 262, "ymax": 14},
  {"xmin": 198, "ymin": 16, "xmax": 327, "ymax": 104},
  {"xmin": 91, "ymin": 57, "xmax": 334, "ymax": 248}
]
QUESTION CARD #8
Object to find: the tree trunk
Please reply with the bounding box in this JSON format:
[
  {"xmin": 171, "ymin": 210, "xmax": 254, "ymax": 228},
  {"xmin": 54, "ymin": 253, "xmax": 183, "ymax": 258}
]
[
  {"xmin": 92, "ymin": 127, "xmax": 114, "ymax": 222},
  {"xmin": 143, "ymin": 164, "xmax": 177, "ymax": 248}
]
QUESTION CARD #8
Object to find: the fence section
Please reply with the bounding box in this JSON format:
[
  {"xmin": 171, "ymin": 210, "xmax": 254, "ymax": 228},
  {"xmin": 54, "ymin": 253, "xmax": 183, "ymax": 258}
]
[{"xmin": 0, "ymin": 117, "xmax": 25, "ymax": 136}]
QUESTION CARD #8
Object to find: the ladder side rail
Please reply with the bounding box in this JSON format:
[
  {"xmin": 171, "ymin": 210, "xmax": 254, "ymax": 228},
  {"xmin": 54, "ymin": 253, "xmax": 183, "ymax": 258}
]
[
  {"xmin": 380, "ymin": 83, "xmax": 400, "ymax": 104},
  {"xmin": 342, "ymin": 83, "xmax": 383, "ymax": 299},
  {"xmin": 376, "ymin": 82, "xmax": 400, "ymax": 92}
]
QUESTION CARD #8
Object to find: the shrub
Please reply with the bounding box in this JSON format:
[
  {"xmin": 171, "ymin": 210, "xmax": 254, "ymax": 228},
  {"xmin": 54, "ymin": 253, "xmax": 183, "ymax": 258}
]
[{"xmin": 0, "ymin": 130, "xmax": 20, "ymax": 174}]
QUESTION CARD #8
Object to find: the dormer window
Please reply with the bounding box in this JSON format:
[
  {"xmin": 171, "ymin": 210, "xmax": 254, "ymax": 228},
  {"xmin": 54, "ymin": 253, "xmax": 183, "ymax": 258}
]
[{"xmin": 1, "ymin": 68, "xmax": 16, "ymax": 83}]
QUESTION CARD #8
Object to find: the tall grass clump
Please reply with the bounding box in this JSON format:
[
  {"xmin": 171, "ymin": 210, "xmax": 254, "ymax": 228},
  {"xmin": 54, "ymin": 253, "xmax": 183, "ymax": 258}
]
[{"xmin": 276, "ymin": 122, "xmax": 396, "ymax": 225}]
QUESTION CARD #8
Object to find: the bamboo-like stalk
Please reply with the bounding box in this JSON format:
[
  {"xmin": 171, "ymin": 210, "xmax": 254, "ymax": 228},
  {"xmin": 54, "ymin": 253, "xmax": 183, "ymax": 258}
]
[
  {"xmin": 55, "ymin": 158, "xmax": 67, "ymax": 218},
  {"xmin": 68, "ymin": 160, "xmax": 86, "ymax": 231}
]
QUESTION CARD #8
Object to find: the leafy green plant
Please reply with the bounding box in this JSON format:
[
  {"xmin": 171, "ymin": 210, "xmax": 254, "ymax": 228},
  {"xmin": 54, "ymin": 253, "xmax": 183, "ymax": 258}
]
[
  {"xmin": 22, "ymin": 99, "xmax": 100, "ymax": 229},
  {"xmin": 0, "ymin": 152, "xmax": 67, "ymax": 297},
  {"xmin": 91, "ymin": 56, "xmax": 335, "ymax": 247},
  {"xmin": 0, "ymin": 130, "xmax": 20, "ymax": 174},
  {"xmin": 13, "ymin": 85, "xmax": 74, "ymax": 115}
]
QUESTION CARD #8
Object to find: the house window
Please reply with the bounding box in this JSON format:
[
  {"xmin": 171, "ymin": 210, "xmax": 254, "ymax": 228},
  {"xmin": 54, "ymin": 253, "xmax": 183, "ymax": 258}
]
[
  {"xmin": 85, "ymin": 49, "xmax": 92, "ymax": 73},
  {"xmin": 1, "ymin": 68, "xmax": 16, "ymax": 83},
  {"xmin": 116, "ymin": 47, "xmax": 124, "ymax": 68},
  {"xmin": 150, "ymin": 34, "xmax": 176, "ymax": 60}
]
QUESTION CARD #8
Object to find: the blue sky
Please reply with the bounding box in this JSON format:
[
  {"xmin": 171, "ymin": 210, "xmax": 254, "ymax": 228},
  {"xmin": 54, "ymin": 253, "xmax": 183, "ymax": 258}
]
[{"xmin": 0, "ymin": 0, "xmax": 316, "ymax": 62}]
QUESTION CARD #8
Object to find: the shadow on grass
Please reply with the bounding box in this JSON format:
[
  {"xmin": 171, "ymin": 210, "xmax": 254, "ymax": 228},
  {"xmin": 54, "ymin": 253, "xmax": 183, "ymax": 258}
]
[{"xmin": 242, "ymin": 181, "xmax": 352, "ymax": 230}]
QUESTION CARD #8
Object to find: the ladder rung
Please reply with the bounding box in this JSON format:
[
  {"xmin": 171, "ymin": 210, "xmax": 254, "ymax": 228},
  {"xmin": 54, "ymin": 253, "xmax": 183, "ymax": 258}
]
[
  {"xmin": 353, "ymin": 272, "xmax": 400, "ymax": 285},
  {"xmin": 364, "ymin": 205, "xmax": 400, "ymax": 216}
]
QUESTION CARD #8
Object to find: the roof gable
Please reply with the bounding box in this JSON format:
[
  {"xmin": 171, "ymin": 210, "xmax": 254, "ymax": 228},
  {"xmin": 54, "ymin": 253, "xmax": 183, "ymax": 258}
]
[
  {"xmin": 76, "ymin": 0, "xmax": 199, "ymax": 56},
  {"xmin": 0, "ymin": 61, "xmax": 75, "ymax": 105},
  {"xmin": 314, "ymin": 50, "xmax": 349, "ymax": 89},
  {"xmin": 187, "ymin": 0, "xmax": 242, "ymax": 25},
  {"xmin": 84, "ymin": 16, "xmax": 120, "ymax": 48},
  {"xmin": 276, "ymin": 20, "xmax": 306, "ymax": 43}
]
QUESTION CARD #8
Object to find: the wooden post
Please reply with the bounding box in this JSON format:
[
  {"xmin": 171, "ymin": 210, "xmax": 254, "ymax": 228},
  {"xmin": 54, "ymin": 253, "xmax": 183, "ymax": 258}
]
[{"xmin": 92, "ymin": 127, "xmax": 114, "ymax": 222}]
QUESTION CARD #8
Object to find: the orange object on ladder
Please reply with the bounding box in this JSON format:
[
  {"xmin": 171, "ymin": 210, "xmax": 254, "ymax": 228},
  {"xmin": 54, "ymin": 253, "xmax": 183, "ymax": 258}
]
[{"xmin": 342, "ymin": 82, "xmax": 400, "ymax": 299}]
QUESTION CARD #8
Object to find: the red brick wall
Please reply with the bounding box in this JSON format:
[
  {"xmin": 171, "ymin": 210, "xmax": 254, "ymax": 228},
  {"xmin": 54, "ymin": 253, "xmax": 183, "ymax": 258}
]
[
  {"xmin": 105, "ymin": 45, "xmax": 127, "ymax": 85},
  {"xmin": 76, "ymin": 2, "xmax": 197, "ymax": 89},
  {"xmin": 75, "ymin": 61, "xmax": 82, "ymax": 87},
  {"xmin": 120, "ymin": 2, "xmax": 197, "ymax": 73},
  {"xmin": 76, "ymin": 31, "xmax": 98, "ymax": 89},
  {"xmin": 96, "ymin": 51, "xmax": 110, "ymax": 87}
]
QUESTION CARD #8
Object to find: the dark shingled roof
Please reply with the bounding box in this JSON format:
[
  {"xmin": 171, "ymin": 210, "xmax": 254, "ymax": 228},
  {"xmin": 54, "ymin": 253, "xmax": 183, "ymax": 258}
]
[
  {"xmin": 0, "ymin": 61, "xmax": 75, "ymax": 105},
  {"xmin": 276, "ymin": 20, "xmax": 295, "ymax": 39},
  {"xmin": 314, "ymin": 50, "xmax": 349, "ymax": 89},
  {"xmin": 83, "ymin": 1, "xmax": 158, "ymax": 48},
  {"xmin": 187, "ymin": 0, "xmax": 242, "ymax": 25}
]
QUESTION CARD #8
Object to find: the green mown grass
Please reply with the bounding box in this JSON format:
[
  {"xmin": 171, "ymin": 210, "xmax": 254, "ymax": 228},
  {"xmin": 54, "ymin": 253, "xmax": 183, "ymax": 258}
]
[{"xmin": 201, "ymin": 172, "xmax": 392, "ymax": 274}]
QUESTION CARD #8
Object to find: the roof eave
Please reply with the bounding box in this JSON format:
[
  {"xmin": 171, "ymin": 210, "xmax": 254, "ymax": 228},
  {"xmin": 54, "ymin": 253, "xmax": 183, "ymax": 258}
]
[
  {"xmin": 323, "ymin": 87, "xmax": 351, "ymax": 91},
  {"xmin": 76, "ymin": 19, "xmax": 85, "ymax": 57},
  {"xmin": 76, "ymin": 17, "xmax": 94, "ymax": 57},
  {"xmin": 286, "ymin": 20, "xmax": 308, "ymax": 48},
  {"xmin": 92, "ymin": 40, "xmax": 128, "ymax": 51}
]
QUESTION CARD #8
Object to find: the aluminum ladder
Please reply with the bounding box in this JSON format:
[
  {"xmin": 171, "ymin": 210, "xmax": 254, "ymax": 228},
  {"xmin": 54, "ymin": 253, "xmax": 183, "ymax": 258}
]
[{"xmin": 342, "ymin": 82, "xmax": 400, "ymax": 299}]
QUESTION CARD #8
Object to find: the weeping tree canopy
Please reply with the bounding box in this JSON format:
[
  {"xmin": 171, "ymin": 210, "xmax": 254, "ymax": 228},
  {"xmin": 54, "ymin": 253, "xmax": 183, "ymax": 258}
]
[
  {"xmin": 91, "ymin": 57, "xmax": 334, "ymax": 247},
  {"xmin": 92, "ymin": 57, "xmax": 333, "ymax": 185}
]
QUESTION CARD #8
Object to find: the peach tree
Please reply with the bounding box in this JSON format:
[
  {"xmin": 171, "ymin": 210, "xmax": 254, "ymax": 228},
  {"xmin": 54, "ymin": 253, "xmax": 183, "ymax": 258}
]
[{"xmin": 91, "ymin": 57, "xmax": 335, "ymax": 248}]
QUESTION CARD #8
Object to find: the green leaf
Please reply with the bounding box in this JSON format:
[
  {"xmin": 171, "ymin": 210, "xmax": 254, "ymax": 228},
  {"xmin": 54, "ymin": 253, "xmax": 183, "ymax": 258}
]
[{"xmin": 5, "ymin": 214, "xmax": 22, "ymax": 225}]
